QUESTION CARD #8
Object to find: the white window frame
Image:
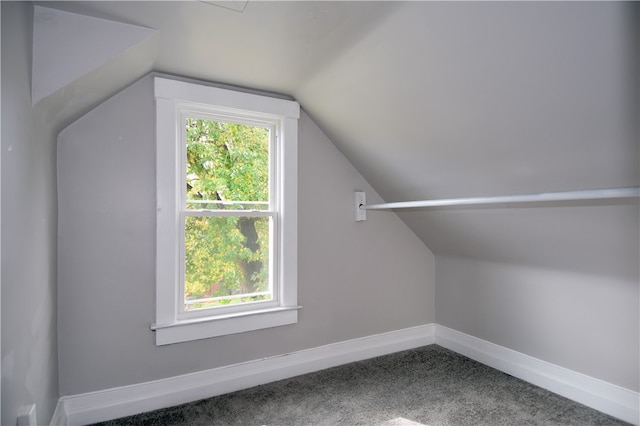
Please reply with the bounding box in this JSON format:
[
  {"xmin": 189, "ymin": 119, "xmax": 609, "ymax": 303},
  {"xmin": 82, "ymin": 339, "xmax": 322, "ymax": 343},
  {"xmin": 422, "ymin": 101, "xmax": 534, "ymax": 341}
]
[{"xmin": 152, "ymin": 76, "xmax": 300, "ymax": 345}]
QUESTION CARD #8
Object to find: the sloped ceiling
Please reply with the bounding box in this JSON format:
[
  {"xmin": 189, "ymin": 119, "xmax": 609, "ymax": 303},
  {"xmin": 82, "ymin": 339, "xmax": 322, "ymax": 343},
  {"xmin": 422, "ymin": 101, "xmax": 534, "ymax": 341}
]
[
  {"xmin": 32, "ymin": 5, "xmax": 156, "ymax": 105},
  {"xmin": 38, "ymin": 1, "xmax": 639, "ymax": 279}
]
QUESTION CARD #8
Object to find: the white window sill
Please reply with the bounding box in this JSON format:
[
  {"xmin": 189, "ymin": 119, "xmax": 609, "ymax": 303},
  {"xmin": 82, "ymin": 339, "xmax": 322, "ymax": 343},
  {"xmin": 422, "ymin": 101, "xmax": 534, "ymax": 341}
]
[{"xmin": 151, "ymin": 306, "xmax": 301, "ymax": 345}]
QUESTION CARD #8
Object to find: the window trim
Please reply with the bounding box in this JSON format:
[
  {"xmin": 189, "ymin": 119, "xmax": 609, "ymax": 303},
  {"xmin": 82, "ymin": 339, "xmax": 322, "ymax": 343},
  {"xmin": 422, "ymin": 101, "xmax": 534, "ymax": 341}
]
[{"xmin": 152, "ymin": 76, "xmax": 300, "ymax": 345}]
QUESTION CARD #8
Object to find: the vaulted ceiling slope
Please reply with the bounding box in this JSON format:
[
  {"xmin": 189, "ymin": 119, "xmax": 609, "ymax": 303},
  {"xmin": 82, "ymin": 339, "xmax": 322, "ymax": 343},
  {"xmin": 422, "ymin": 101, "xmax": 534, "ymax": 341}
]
[{"xmin": 39, "ymin": 1, "xmax": 639, "ymax": 280}]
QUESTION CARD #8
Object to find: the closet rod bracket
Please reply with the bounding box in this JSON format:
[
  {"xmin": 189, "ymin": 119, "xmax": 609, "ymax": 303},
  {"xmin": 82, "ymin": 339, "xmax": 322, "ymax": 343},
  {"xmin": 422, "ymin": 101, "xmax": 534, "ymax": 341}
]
[{"xmin": 355, "ymin": 191, "xmax": 366, "ymax": 221}]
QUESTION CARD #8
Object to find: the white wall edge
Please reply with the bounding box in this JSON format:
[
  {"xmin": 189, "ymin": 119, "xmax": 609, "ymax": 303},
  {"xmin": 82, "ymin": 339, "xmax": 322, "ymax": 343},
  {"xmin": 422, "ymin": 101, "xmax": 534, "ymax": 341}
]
[
  {"xmin": 52, "ymin": 324, "xmax": 435, "ymax": 426},
  {"xmin": 435, "ymin": 324, "xmax": 640, "ymax": 425}
]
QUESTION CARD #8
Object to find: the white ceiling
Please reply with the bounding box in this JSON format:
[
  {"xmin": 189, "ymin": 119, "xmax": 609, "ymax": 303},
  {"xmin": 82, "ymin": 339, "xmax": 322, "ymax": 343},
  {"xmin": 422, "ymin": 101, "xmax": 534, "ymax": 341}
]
[{"xmin": 37, "ymin": 1, "xmax": 639, "ymax": 279}]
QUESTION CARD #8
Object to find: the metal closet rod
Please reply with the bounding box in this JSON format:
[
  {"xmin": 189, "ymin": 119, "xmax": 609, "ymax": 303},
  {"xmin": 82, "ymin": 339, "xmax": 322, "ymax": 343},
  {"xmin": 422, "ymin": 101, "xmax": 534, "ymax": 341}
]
[{"xmin": 360, "ymin": 187, "xmax": 640, "ymax": 211}]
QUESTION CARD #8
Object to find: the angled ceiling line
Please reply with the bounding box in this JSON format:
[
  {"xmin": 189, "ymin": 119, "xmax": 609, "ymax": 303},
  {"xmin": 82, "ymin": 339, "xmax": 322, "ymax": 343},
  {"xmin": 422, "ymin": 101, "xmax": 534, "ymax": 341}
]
[{"xmin": 199, "ymin": 1, "xmax": 248, "ymax": 13}]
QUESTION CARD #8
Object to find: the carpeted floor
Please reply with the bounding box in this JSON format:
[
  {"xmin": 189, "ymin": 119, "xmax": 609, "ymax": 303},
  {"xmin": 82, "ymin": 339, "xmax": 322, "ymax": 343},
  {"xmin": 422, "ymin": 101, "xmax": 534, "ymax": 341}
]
[{"xmin": 93, "ymin": 345, "xmax": 630, "ymax": 426}]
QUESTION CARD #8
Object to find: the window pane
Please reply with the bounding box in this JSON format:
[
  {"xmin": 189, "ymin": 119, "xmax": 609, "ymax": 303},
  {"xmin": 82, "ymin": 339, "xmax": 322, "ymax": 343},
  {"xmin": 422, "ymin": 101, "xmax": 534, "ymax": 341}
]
[
  {"xmin": 185, "ymin": 118, "xmax": 269, "ymax": 208},
  {"xmin": 184, "ymin": 215, "xmax": 271, "ymax": 311}
]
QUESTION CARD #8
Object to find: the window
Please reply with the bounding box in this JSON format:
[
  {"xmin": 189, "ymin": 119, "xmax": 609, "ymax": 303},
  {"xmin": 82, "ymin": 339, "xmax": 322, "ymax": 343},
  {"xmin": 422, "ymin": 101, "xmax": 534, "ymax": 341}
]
[{"xmin": 152, "ymin": 76, "xmax": 300, "ymax": 345}]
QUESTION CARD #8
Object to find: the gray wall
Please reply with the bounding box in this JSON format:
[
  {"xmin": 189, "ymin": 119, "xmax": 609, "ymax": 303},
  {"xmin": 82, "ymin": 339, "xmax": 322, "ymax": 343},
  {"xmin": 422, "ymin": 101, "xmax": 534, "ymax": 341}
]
[
  {"xmin": 1, "ymin": 2, "xmax": 60, "ymax": 424},
  {"xmin": 423, "ymin": 1, "xmax": 640, "ymax": 395},
  {"xmin": 57, "ymin": 75, "xmax": 435, "ymax": 395},
  {"xmin": 436, "ymin": 254, "xmax": 639, "ymax": 391}
]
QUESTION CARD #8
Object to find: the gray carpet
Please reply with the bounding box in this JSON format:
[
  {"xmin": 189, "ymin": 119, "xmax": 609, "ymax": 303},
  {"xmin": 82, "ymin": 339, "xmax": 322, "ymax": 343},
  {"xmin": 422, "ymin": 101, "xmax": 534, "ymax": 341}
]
[{"xmin": 93, "ymin": 345, "xmax": 630, "ymax": 425}]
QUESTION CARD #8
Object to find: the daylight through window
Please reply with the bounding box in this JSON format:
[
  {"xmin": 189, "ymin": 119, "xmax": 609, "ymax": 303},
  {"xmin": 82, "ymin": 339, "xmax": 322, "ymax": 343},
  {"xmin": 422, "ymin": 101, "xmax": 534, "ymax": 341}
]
[
  {"xmin": 182, "ymin": 118, "xmax": 274, "ymax": 312},
  {"xmin": 153, "ymin": 76, "xmax": 300, "ymax": 345}
]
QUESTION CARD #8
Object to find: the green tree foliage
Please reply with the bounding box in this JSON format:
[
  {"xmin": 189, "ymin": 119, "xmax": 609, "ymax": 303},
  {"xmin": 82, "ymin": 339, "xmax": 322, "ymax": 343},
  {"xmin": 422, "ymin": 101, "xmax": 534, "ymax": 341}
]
[{"xmin": 184, "ymin": 118, "xmax": 270, "ymax": 310}]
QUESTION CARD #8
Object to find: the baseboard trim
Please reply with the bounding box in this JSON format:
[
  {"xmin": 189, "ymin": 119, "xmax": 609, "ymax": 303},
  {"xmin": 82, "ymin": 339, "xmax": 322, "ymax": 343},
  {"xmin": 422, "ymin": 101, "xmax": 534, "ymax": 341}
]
[
  {"xmin": 52, "ymin": 324, "xmax": 435, "ymax": 426},
  {"xmin": 435, "ymin": 325, "xmax": 639, "ymax": 425},
  {"xmin": 51, "ymin": 323, "xmax": 639, "ymax": 426},
  {"xmin": 49, "ymin": 400, "xmax": 68, "ymax": 426}
]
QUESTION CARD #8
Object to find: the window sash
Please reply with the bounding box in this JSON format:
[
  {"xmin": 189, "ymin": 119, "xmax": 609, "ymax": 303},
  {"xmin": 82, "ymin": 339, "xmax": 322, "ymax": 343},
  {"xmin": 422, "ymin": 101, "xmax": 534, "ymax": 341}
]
[
  {"xmin": 177, "ymin": 210, "xmax": 279, "ymax": 320},
  {"xmin": 180, "ymin": 110, "xmax": 276, "ymax": 209},
  {"xmin": 178, "ymin": 110, "xmax": 279, "ymax": 320}
]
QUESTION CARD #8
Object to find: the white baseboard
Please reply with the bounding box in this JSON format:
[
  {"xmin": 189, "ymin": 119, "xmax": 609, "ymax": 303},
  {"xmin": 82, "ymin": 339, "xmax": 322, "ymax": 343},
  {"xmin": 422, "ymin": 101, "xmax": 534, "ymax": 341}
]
[
  {"xmin": 51, "ymin": 323, "xmax": 639, "ymax": 426},
  {"xmin": 435, "ymin": 325, "xmax": 639, "ymax": 425},
  {"xmin": 52, "ymin": 324, "xmax": 435, "ymax": 426},
  {"xmin": 49, "ymin": 401, "xmax": 68, "ymax": 426}
]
